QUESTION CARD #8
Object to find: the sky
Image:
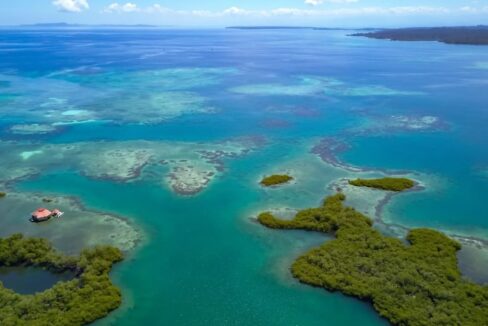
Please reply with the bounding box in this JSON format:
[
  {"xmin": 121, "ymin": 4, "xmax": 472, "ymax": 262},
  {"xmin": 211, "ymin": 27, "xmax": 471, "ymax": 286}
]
[{"xmin": 1, "ymin": 0, "xmax": 488, "ymax": 27}]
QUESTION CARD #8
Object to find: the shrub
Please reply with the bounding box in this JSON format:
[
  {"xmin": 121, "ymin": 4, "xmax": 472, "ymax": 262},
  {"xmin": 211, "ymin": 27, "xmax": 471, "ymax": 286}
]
[
  {"xmin": 348, "ymin": 177, "xmax": 415, "ymax": 191},
  {"xmin": 0, "ymin": 234, "xmax": 123, "ymax": 326},
  {"xmin": 260, "ymin": 174, "xmax": 293, "ymax": 187},
  {"xmin": 257, "ymin": 194, "xmax": 488, "ymax": 326}
]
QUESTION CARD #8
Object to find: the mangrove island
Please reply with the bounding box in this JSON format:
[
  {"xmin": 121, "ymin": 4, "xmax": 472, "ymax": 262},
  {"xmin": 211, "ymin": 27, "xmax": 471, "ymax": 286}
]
[
  {"xmin": 258, "ymin": 193, "xmax": 488, "ymax": 325},
  {"xmin": 348, "ymin": 177, "xmax": 415, "ymax": 191},
  {"xmin": 0, "ymin": 234, "xmax": 124, "ymax": 326},
  {"xmin": 352, "ymin": 26, "xmax": 488, "ymax": 45},
  {"xmin": 260, "ymin": 174, "xmax": 294, "ymax": 187}
]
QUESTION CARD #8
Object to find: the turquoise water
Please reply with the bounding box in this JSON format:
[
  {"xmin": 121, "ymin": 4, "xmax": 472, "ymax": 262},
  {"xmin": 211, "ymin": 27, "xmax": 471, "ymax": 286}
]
[
  {"xmin": 19, "ymin": 153, "xmax": 387, "ymax": 325},
  {"xmin": 2, "ymin": 28, "xmax": 488, "ymax": 324},
  {"xmin": 342, "ymin": 132, "xmax": 488, "ymax": 235}
]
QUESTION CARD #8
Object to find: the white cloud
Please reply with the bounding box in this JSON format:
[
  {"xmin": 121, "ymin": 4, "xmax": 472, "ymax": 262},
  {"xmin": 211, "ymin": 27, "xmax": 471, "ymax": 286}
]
[
  {"xmin": 145, "ymin": 4, "xmax": 171, "ymax": 14},
  {"xmin": 100, "ymin": 4, "xmax": 488, "ymax": 18},
  {"xmin": 305, "ymin": 0, "xmax": 358, "ymax": 6},
  {"xmin": 103, "ymin": 3, "xmax": 140, "ymax": 13},
  {"xmin": 191, "ymin": 7, "xmax": 256, "ymax": 17},
  {"xmin": 223, "ymin": 7, "xmax": 250, "ymax": 15},
  {"xmin": 261, "ymin": 6, "xmax": 451, "ymax": 17},
  {"xmin": 52, "ymin": 0, "xmax": 89, "ymax": 13},
  {"xmin": 305, "ymin": 0, "xmax": 323, "ymax": 6},
  {"xmin": 460, "ymin": 6, "xmax": 488, "ymax": 13},
  {"xmin": 122, "ymin": 3, "xmax": 139, "ymax": 12}
]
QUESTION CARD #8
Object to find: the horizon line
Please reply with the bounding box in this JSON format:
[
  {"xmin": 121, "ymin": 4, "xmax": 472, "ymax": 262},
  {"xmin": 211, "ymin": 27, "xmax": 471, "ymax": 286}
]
[{"xmin": 0, "ymin": 23, "xmax": 487, "ymax": 30}]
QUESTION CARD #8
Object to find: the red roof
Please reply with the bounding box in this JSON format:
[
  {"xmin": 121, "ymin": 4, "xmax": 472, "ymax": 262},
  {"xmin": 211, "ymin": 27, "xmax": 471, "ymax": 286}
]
[{"xmin": 32, "ymin": 208, "xmax": 52, "ymax": 219}]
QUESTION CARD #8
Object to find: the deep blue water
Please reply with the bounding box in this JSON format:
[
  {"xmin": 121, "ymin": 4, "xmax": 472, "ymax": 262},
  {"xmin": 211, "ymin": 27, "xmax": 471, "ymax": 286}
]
[{"xmin": 0, "ymin": 267, "xmax": 75, "ymax": 295}]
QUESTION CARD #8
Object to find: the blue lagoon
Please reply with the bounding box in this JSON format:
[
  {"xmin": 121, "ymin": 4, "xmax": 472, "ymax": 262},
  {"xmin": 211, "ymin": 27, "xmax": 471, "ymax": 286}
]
[{"xmin": 0, "ymin": 28, "xmax": 487, "ymax": 325}]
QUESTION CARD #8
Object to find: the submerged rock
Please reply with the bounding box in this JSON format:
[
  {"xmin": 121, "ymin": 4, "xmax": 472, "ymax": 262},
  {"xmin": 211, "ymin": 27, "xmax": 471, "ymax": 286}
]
[{"xmin": 9, "ymin": 124, "xmax": 58, "ymax": 135}]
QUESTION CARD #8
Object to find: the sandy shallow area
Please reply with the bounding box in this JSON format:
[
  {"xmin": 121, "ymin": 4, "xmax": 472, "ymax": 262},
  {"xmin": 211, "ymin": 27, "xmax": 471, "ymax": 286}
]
[
  {"xmin": 0, "ymin": 67, "xmax": 236, "ymax": 125},
  {"xmin": 0, "ymin": 190, "xmax": 141, "ymax": 254}
]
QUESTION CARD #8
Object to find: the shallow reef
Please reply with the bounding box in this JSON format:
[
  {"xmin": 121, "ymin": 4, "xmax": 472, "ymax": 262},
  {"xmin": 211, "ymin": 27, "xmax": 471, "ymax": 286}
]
[
  {"xmin": 0, "ymin": 67, "xmax": 237, "ymax": 125},
  {"xmin": 0, "ymin": 138, "xmax": 259, "ymax": 196},
  {"xmin": 349, "ymin": 114, "xmax": 445, "ymax": 135},
  {"xmin": 258, "ymin": 193, "xmax": 488, "ymax": 326},
  {"xmin": 230, "ymin": 76, "xmax": 421, "ymax": 97}
]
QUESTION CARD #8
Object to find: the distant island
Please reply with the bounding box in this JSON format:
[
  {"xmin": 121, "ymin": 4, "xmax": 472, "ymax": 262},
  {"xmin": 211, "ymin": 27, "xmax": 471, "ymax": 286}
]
[
  {"xmin": 227, "ymin": 26, "xmax": 314, "ymax": 30},
  {"xmin": 260, "ymin": 174, "xmax": 294, "ymax": 187},
  {"xmin": 352, "ymin": 26, "xmax": 488, "ymax": 45},
  {"xmin": 0, "ymin": 234, "xmax": 124, "ymax": 325},
  {"xmin": 227, "ymin": 26, "xmax": 364, "ymax": 31},
  {"xmin": 258, "ymin": 193, "xmax": 488, "ymax": 325},
  {"xmin": 348, "ymin": 177, "xmax": 415, "ymax": 192}
]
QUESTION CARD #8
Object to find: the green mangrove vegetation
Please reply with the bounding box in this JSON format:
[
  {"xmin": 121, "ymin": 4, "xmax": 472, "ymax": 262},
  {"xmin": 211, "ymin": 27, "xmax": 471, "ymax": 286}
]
[
  {"xmin": 348, "ymin": 177, "xmax": 415, "ymax": 191},
  {"xmin": 260, "ymin": 174, "xmax": 293, "ymax": 187},
  {"xmin": 258, "ymin": 194, "xmax": 488, "ymax": 326},
  {"xmin": 0, "ymin": 234, "xmax": 124, "ymax": 326},
  {"xmin": 352, "ymin": 26, "xmax": 488, "ymax": 45},
  {"xmin": 0, "ymin": 192, "xmax": 6, "ymax": 198}
]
